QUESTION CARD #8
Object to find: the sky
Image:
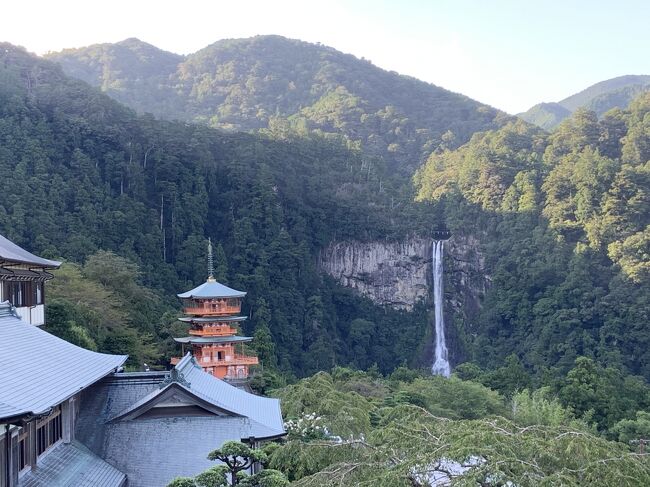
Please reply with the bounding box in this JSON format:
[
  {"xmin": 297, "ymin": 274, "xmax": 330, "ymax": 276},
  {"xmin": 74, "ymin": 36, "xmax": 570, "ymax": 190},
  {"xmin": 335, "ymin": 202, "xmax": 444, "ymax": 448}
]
[{"xmin": 4, "ymin": 0, "xmax": 650, "ymax": 113}]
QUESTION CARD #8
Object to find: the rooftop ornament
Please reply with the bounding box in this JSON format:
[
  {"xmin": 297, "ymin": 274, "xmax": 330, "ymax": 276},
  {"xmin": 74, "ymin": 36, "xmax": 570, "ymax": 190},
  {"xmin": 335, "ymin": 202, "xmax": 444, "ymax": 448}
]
[{"xmin": 159, "ymin": 367, "xmax": 191, "ymax": 389}]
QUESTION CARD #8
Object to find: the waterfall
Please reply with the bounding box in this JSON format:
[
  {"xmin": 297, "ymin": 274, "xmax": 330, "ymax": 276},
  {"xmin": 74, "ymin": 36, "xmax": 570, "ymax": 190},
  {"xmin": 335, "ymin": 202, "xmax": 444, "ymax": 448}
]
[{"xmin": 431, "ymin": 240, "xmax": 451, "ymax": 377}]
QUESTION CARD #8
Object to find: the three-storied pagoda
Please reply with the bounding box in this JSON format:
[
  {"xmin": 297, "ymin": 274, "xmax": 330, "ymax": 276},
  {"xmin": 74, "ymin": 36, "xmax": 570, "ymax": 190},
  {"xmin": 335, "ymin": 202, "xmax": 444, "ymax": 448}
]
[{"xmin": 172, "ymin": 241, "xmax": 258, "ymax": 380}]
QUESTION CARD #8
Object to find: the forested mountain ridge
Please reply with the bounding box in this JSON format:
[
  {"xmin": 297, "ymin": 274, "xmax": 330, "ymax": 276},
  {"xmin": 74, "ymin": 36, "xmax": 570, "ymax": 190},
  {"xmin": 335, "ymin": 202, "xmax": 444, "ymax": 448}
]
[
  {"xmin": 519, "ymin": 74, "xmax": 650, "ymax": 129},
  {"xmin": 46, "ymin": 35, "xmax": 508, "ymax": 172},
  {"xmin": 0, "ymin": 42, "xmax": 436, "ymax": 374}
]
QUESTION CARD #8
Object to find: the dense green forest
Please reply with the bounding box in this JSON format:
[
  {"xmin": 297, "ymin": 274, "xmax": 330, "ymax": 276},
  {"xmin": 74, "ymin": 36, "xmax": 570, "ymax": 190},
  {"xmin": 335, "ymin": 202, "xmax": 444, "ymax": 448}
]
[
  {"xmin": 2, "ymin": 37, "xmax": 650, "ymax": 484},
  {"xmin": 415, "ymin": 101, "xmax": 650, "ymax": 384},
  {"xmin": 0, "ymin": 43, "xmax": 435, "ymax": 374},
  {"xmin": 46, "ymin": 36, "xmax": 508, "ymax": 173}
]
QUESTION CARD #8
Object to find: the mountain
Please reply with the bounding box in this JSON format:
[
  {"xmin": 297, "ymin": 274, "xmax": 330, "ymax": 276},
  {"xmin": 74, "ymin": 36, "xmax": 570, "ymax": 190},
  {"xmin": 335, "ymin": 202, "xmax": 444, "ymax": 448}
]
[
  {"xmin": 517, "ymin": 102, "xmax": 571, "ymax": 130},
  {"xmin": 519, "ymin": 74, "xmax": 650, "ymax": 129},
  {"xmin": 0, "ymin": 42, "xmax": 437, "ymax": 375},
  {"xmin": 46, "ymin": 35, "xmax": 507, "ymax": 172},
  {"xmin": 3, "ymin": 40, "xmax": 650, "ymax": 452},
  {"xmin": 559, "ymin": 74, "xmax": 650, "ymax": 112}
]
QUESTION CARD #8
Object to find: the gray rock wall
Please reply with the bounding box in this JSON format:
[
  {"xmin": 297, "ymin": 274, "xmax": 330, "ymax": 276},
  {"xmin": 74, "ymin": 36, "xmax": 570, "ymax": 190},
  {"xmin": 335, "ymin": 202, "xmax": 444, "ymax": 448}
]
[
  {"xmin": 319, "ymin": 237, "xmax": 431, "ymax": 310},
  {"xmin": 319, "ymin": 235, "xmax": 489, "ymax": 313}
]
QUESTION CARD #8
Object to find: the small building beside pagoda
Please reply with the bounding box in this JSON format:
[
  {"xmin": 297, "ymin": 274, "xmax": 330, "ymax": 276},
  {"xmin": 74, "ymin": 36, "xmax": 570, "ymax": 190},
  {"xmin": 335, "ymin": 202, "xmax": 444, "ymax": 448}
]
[
  {"xmin": 0, "ymin": 234, "xmax": 60, "ymax": 326},
  {"xmin": 173, "ymin": 272, "xmax": 259, "ymax": 380}
]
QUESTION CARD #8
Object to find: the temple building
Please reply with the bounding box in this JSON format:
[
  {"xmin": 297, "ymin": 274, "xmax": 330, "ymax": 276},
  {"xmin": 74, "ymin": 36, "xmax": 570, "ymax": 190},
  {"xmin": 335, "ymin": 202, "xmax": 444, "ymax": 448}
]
[
  {"xmin": 0, "ymin": 235, "xmax": 284, "ymax": 487},
  {"xmin": 0, "ymin": 301, "xmax": 128, "ymax": 487},
  {"xmin": 172, "ymin": 241, "xmax": 258, "ymax": 380},
  {"xmin": 0, "ymin": 234, "xmax": 60, "ymax": 326}
]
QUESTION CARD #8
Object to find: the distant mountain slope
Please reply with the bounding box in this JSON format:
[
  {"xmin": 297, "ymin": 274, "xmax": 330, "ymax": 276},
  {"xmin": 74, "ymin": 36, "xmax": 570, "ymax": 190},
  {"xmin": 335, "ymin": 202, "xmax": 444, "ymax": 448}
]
[
  {"xmin": 559, "ymin": 74, "xmax": 650, "ymax": 112},
  {"xmin": 518, "ymin": 75, "xmax": 650, "ymax": 130},
  {"xmin": 47, "ymin": 35, "xmax": 507, "ymax": 172},
  {"xmin": 518, "ymin": 102, "xmax": 571, "ymax": 130},
  {"xmin": 49, "ymin": 38, "xmax": 185, "ymax": 119}
]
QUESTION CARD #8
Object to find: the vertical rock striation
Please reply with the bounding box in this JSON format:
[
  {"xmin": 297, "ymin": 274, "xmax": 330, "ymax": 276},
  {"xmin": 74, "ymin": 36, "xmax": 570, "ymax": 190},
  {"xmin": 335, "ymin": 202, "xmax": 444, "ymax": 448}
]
[{"xmin": 319, "ymin": 237, "xmax": 431, "ymax": 310}]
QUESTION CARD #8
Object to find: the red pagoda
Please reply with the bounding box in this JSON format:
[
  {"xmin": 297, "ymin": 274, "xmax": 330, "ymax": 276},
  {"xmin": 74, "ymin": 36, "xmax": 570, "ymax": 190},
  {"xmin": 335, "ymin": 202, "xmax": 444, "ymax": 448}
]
[{"xmin": 172, "ymin": 241, "xmax": 258, "ymax": 379}]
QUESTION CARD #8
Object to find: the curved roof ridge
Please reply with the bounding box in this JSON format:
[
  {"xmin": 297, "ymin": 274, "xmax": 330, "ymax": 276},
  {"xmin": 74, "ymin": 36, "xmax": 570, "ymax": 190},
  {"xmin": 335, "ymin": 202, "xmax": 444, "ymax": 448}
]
[
  {"xmin": 0, "ymin": 302, "xmax": 127, "ymax": 420},
  {"xmin": 0, "ymin": 234, "xmax": 61, "ymax": 268}
]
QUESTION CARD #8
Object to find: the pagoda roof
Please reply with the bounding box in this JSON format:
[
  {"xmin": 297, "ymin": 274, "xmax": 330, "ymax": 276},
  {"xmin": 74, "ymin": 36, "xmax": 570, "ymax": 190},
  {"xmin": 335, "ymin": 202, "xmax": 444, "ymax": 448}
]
[
  {"xmin": 177, "ymin": 279, "xmax": 246, "ymax": 299},
  {"xmin": 178, "ymin": 315, "xmax": 247, "ymax": 323},
  {"xmin": 0, "ymin": 233, "xmax": 61, "ymax": 268},
  {"xmin": 174, "ymin": 335, "xmax": 254, "ymax": 344},
  {"xmin": 0, "ymin": 301, "xmax": 127, "ymax": 420}
]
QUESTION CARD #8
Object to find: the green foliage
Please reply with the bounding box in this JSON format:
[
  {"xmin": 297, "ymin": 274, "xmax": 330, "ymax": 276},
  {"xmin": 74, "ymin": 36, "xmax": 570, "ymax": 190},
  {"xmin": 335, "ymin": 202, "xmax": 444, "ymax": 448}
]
[
  {"xmin": 45, "ymin": 299, "xmax": 98, "ymax": 350},
  {"xmin": 415, "ymin": 93, "xmax": 650, "ymax": 390},
  {"xmin": 207, "ymin": 441, "xmax": 267, "ymax": 484},
  {"xmin": 45, "ymin": 256, "xmax": 168, "ymax": 367},
  {"xmin": 238, "ymin": 470, "xmax": 288, "ymax": 487},
  {"xmin": 167, "ymin": 478, "xmax": 198, "ymax": 487},
  {"xmin": 272, "ymin": 371, "xmax": 376, "ymax": 437},
  {"xmin": 194, "ymin": 465, "xmax": 230, "ymax": 487},
  {"xmin": 47, "ymin": 36, "xmax": 506, "ymax": 174},
  {"xmin": 556, "ymin": 357, "xmax": 650, "ymax": 432},
  {"xmin": 510, "ymin": 388, "xmax": 584, "ymax": 428},
  {"xmin": 270, "ymin": 401, "xmax": 650, "ymax": 486},
  {"xmin": 0, "ymin": 43, "xmax": 437, "ymax": 377},
  {"xmin": 612, "ymin": 411, "xmax": 650, "ymax": 446}
]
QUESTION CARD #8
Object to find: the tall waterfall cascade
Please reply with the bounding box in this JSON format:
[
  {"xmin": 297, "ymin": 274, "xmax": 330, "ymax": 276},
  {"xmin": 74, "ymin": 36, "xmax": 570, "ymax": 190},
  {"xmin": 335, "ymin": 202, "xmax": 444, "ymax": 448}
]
[{"xmin": 431, "ymin": 240, "xmax": 451, "ymax": 377}]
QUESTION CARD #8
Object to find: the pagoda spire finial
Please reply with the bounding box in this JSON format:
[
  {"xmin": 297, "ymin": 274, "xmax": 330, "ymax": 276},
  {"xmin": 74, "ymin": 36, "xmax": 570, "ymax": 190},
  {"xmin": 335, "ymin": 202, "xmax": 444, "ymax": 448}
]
[{"xmin": 207, "ymin": 238, "xmax": 215, "ymax": 282}]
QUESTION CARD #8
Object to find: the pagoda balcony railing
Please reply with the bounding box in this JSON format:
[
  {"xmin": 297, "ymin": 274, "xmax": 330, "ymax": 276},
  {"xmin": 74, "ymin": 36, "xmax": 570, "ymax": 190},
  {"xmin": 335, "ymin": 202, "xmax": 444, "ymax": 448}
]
[
  {"xmin": 195, "ymin": 355, "xmax": 259, "ymax": 367},
  {"xmin": 232, "ymin": 354, "xmax": 259, "ymax": 365},
  {"xmin": 188, "ymin": 327, "xmax": 237, "ymax": 337},
  {"xmin": 183, "ymin": 305, "xmax": 241, "ymax": 316}
]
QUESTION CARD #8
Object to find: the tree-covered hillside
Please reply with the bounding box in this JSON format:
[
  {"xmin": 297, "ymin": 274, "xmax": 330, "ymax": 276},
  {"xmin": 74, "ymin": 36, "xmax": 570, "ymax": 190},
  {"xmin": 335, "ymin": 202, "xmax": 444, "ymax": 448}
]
[
  {"xmin": 0, "ymin": 43, "xmax": 438, "ymax": 375},
  {"xmin": 46, "ymin": 35, "xmax": 507, "ymax": 172},
  {"xmin": 560, "ymin": 75, "xmax": 650, "ymax": 112},
  {"xmin": 2, "ymin": 40, "xmax": 650, "ymax": 409},
  {"xmin": 517, "ymin": 102, "xmax": 571, "ymax": 130},
  {"xmin": 415, "ymin": 101, "xmax": 650, "ymax": 382}
]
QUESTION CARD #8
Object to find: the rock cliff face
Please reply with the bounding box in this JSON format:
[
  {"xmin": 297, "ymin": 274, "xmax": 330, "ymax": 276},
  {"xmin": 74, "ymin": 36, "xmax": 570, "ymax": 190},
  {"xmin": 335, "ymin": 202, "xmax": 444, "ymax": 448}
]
[
  {"xmin": 319, "ymin": 234, "xmax": 490, "ymax": 367},
  {"xmin": 319, "ymin": 237, "xmax": 431, "ymax": 310},
  {"xmin": 319, "ymin": 234, "xmax": 489, "ymax": 314},
  {"xmin": 445, "ymin": 234, "xmax": 489, "ymax": 318}
]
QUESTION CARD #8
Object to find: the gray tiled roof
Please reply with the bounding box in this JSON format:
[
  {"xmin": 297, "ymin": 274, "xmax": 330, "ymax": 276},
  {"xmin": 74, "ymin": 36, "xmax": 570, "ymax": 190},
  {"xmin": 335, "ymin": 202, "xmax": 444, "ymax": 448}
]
[
  {"xmin": 18, "ymin": 440, "xmax": 126, "ymax": 487},
  {"xmin": 173, "ymin": 335, "xmax": 253, "ymax": 344},
  {"xmin": 0, "ymin": 234, "xmax": 61, "ymax": 268},
  {"xmin": 173, "ymin": 354, "xmax": 284, "ymax": 436},
  {"xmin": 0, "ymin": 301, "xmax": 128, "ymax": 420},
  {"xmin": 177, "ymin": 279, "xmax": 246, "ymax": 299},
  {"xmin": 76, "ymin": 355, "xmax": 285, "ymax": 487},
  {"xmin": 108, "ymin": 354, "xmax": 284, "ymax": 438}
]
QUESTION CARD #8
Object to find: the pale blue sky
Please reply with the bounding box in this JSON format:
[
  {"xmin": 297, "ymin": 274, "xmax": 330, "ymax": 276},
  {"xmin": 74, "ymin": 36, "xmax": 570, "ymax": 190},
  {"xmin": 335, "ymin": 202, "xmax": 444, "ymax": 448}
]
[{"xmin": 5, "ymin": 0, "xmax": 649, "ymax": 113}]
